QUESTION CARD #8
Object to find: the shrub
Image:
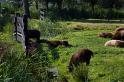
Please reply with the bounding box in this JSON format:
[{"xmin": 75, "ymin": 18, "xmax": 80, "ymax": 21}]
[{"xmin": 30, "ymin": 6, "xmax": 39, "ymax": 19}]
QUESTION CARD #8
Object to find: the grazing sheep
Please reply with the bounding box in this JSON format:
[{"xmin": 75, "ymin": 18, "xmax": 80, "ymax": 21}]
[
  {"xmin": 98, "ymin": 32, "xmax": 113, "ymax": 38},
  {"xmin": 104, "ymin": 40, "xmax": 124, "ymax": 47},
  {"xmin": 115, "ymin": 26, "xmax": 124, "ymax": 32},
  {"xmin": 112, "ymin": 30, "xmax": 124, "ymax": 40},
  {"xmin": 68, "ymin": 48, "xmax": 93, "ymax": 72},
  {"xmin": 26, "ymin": 30, "xmax": 41, "ymax": 42},
  {"xmin": 39, "ymin": 39, "xmax": 71, "ymax": 48}
]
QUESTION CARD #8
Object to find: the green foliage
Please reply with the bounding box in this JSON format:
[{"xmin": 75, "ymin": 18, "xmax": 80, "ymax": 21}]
[
  {"xmin": 72, "ymin": 64, "xmax": 88, "ymax": 82},
  {"xmin": 39, "ymin": 0, "xmax": 124, "ymax": 20},
  {"xmin": 1, "ymin": 2, "xmax": 18, "ymax": 14},
  {"xmin": 29, "ymin": 19, "xmax": 70, "ymax": 39},
  {"xmin": 30, "ymin": 4, "xmax": 39, "ymax": 19},
  {"xmin": 0, "ymin": 16, "xmax": 12, "ymax": 32},
  {"xmin": 1, "ymin": 17, "xmax": 124, "ymax": 82},
  {"xmin": 52, "ymin": 22, "xmax": 124, "ymax": 82},
  {"xmin": 0, "ymin": 44, "xmax": 52, "ymax": 82}
]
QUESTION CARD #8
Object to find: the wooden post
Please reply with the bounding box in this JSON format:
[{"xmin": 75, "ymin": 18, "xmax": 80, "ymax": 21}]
[
  {"xmin": 14, "ymin": 13, "xmax": 20, "ymax": 41},
  {"xmin": 23, "ymin": 14, "xmax": 29, "ymax": 56},
  {"xmin": 14, "ymin": 13, "xmax": 17, "ymax": 41},
  {"xmin": 13, "ymin": 14, "xmax": 29, "ymax": 56}
]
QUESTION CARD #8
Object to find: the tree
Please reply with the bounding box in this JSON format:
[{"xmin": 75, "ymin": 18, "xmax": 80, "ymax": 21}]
[
  {"xmin": 84, "ymin": 0, "xmax": 98, "ymax": 16},
  {"xmin": 34, "ymin": 0, "xmax": 39, "ymax": 9},
  {"xmin": 39, "ymin": 0, "xmax": 63, "ymax": 10},
  {"xmin": 98, "ymin": 0, "xmax": 124, "ymax": 9},
  {"xmin": 22, "ymin": 0, "xmax": 30, "ymax": 17}
]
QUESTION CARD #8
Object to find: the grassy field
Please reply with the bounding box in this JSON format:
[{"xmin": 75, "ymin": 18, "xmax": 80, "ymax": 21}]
[
  {"xmin": 52, "ymin": 22, "xmax": 124, "ymax": 82},
  {"xmin": 0, "ymin": 21, "xmax": 124, "ymax": 82}
]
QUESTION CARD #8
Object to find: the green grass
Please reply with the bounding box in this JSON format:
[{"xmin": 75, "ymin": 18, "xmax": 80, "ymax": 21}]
[
  {"xmin": 50, "ymin": 22, "xmax": 124, "ymax": 82},
  {"xmin": 52, "ymin": 29, "xmax": 124, "ymax": 82},
  {"xmin": 0, "ymin": 20, "xmax": 124, "ymax": 82}
]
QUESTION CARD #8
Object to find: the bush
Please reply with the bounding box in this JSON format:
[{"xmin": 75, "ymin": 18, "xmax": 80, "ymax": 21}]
[
  {"xmin": 0, "ymin": 16, "xmax": 12, "ymax": 32},
  {"xmin": 30, "ymin": 6, "xmax": 39, "ymax": 19},
  {"xmin": 47, "ymin": 8, "xmax": 61, "ymax": 21},
  {"xmin": 1, "ymin": 2, "xmax": 16, "ymax": 14}
]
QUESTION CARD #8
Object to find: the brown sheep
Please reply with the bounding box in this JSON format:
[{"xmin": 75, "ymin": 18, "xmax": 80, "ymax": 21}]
[
  {"xmin": 26, "ymin": 30, "xmax": 41, "ymax": 43},
  {"xmin": 98, "ymin": 32, "xmax": 113, "ymax": 38},
  {"xmin": 68, "ymin": 48, "xmax": 93, "ymax": 72},
  {"xmin": 39, "ymin": 39, "xmax": 71, "ymax": 48},
  {"xmin": 115, "ymin": 26, "xmax": 124, "ymax": 32},
  {"xmin": 112, "ymin": 30, "xmax": 124, "ymax": 40},
  {"xmin": 104, "ymin": 40, "xmax": 124, "ymax": 47}
]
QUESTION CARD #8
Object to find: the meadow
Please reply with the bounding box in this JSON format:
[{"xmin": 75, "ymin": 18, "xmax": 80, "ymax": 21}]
[{"xmin": 0, "ymin": 20, "xmax": 124, "ymax": 82}]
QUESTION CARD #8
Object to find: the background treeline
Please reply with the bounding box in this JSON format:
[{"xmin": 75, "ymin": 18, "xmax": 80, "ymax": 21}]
[{"xmin": 1, "ymin": 0, "xmax": 124, "ymax": 20}]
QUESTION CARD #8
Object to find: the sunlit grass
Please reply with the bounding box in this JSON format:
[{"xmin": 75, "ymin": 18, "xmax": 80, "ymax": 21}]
[{"xmin": 0, "ymin": 20, "xmax": 124, "ymax": 82}]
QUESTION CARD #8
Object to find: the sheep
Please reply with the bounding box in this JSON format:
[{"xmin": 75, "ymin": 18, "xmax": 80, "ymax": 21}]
[
  {"xmin": 98, "ymin": 32, "xmax": 113, "ymax": 38},
  {"xmin": 112, "ymin": 30, "xmax": 124, "ymax": 40},
  {"xmin": 68, "ymin": 48, "xmax": 93, "ymax": 72},
  {"xmin": 26, "ymin": 30, "xmax": 41, "ymax": 43},
  {"xmin": 39, "ymin": 39, "xmax": 71, "ymax": 48},
  {"xmin": 104, "ymin": 40, "xmax": 124, "ymax": 47},
  {"xmin": 115, "ymin": 26, "xmax": 124, "ymax": 32},
  {"xmin": 113, "ymin": 26, "xmax": 124, "ymax": 40}
]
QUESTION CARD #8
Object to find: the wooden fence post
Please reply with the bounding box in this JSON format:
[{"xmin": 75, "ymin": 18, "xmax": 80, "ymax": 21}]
[
  {"xmin": 13, "ymin": 13, "xmax": 29, "ymax": 56},
  {"xmin": 23, "ymin": 14, "xmax": 29, "ymax": 56}
]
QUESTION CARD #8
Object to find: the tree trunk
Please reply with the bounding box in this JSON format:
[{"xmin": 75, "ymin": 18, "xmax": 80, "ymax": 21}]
[
  {"xmin": 22, "ymin": 0, "xmax": 30, "ymax": 17},
  {"xmin": 57, "ymin": 0, "xmax": 63, "ymax": 11},
  {"xmin": 35, "ymin": 0, "xmax": 38, "ymax": 9},
  {"xmin": 0, "ymin": 2, "xmax": 1, "ymax": 14},
  {"xmin": 91, "ymin": 5, "xmax": 95, "ymax": 17},
  {"xmin": 46, "ymin": 1, "xmax": 49, "ymax": 10}
]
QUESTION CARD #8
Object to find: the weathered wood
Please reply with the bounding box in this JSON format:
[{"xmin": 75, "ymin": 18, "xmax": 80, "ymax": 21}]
[
  {"xmin": 15, "ymin": 16, "xmax": 25, "ymax": 43},
  {"xmin": 13, "ymin": 13, "xmax": 41, "ymax": 56},
  {"xmin": 13, "ymin": 13, "xmax": 29, "ymax": 55}
]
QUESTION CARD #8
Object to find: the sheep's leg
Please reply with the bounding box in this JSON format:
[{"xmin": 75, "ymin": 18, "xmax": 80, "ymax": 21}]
[{"xmin": 86, "ymin": 60, "xmax": 90, "ymax": 65}]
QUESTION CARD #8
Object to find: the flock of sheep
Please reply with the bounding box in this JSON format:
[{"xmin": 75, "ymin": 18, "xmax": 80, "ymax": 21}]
[
  {"xmin": 67, "ymin": 26, "xmax": 124, "ymax": 73},
  {"xmin": 99, "ymin": 26, "xmax": 124, "ymax": 47},
  {"xmin": 27, "ymin": 26, "xmax": 124, "ymax": 74}
]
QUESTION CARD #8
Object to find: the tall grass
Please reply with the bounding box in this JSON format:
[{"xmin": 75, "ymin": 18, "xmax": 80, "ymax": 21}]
[
  {"xmin": 0, "ymin": 18, "xmax": 67, "ymax": 81},
  {"xmin": 1, "ymin": 19, "xmax": 124, "ymax": 82},
  {"xmin": 72, "ymin": 64, "xmax": 88, "ymax": 82},
  {"xmin": 0, "ymin": 43, "xmax": 52, "ymax": 82},
  {"xmin": 29, "ymin": 19, "xmax": 70, "ymax": 39}
]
